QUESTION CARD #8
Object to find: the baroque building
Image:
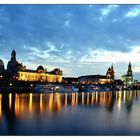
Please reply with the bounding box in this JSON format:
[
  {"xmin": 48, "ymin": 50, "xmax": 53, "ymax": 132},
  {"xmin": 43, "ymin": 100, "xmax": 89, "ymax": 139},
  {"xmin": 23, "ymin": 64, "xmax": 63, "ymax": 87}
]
[
  {"xmin": 78, "ymin": 64, "xmax": 115, "ymax": 84},
  {"xmin": 6, "ymin": 50, "xmax": 62, "ymax": 83},
  {"xmin": 106, "ymin": 64, "xmax": 115, "ymax": 79},
  {"xmin": 121, "ymin": 62, "xmax": 134, "ymax": 87}
]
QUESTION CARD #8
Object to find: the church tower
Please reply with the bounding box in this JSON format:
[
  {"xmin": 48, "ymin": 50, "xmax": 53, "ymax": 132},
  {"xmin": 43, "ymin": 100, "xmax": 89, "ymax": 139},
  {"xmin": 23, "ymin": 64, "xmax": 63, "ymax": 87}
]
[
  {"xmin": 127, "ymin": 61, "xmax": 132, "ymax": 76},
  {"xmin": 111, "ymin": 63, "xmax": 115, "ymax": 79},
  {"xmin": 11, "ymin": 49, "xmax": 16, "ymax": 61},
  {"xmin": 7, "ymin": 49, "xmax": 19, "ymax": 75},
  {"xmin": 106, "ymin": 64, "xmax": 115, "ymax": 79}
]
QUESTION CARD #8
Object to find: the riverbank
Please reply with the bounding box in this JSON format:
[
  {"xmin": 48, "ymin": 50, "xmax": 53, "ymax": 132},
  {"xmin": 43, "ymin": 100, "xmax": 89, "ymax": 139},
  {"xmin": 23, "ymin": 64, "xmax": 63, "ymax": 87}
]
[{"xmin": 0, "ymin": 79, "xmax": 139, "ymax": 93}]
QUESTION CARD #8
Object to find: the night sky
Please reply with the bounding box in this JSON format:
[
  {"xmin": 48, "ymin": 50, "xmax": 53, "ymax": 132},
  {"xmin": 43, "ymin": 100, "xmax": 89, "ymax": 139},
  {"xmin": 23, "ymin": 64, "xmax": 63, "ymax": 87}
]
[{"xmin": 0, "ymin": 5, "xmax": 140, "ymax": 80}]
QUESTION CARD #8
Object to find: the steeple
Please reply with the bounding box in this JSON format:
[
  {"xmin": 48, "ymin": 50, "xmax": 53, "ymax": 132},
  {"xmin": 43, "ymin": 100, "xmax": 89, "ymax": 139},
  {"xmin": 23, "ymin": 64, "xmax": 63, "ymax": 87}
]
[
  {"xmin": 11, "ymin": 49, "xmax": 16, "ymax": 61},
  {"xmin": 111, "ymin": 63, "xmax": 114, "ymax": 71},
  {"xmin": 106, "ymin": 64, "xmax": 115, "ymax": 79},
  {"xmin": 127, "ymin": 61, "xmax": 132, "ymax": 76}
]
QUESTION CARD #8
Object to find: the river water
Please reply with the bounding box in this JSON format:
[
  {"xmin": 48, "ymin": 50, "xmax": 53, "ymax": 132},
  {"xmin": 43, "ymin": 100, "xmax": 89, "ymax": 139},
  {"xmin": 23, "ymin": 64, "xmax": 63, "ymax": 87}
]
[{"xmin": 0, "ymin": 90, "xmax": 140, "ymax": 135}]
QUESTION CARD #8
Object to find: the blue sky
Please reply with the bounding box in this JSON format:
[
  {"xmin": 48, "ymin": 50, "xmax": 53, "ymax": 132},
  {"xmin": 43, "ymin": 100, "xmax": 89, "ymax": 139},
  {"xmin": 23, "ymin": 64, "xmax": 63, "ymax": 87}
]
[{"xmin": 0, "ymin": 4, "xmax": 140, "ymax": 79}]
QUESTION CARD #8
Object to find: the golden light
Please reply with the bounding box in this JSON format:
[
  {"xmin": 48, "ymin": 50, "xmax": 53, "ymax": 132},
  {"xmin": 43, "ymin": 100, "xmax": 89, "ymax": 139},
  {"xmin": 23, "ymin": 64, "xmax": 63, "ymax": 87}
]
[
  {"xmin": 87, "ymin": 92, "xmax": 89, "ymax": 105},
  {"xmin": 54, "ymin": 93, "xmax": 61, "ymax": 111},
  {"xmin": 18, "ymin": 71, "xmax": 62, "ymax": 83},
  {"xmin": 107, "ymin": 92, "xmax": 112, "ymax": 107},
  {"xmin": 48, "ymin": 93, "xmax": 53, "ymax": 111},
  {"xmin": 117, "ymin": 91, "xmax": 122, "ymax": 111},
  {"xmin": 40, "ymin": 94, "xmax": 43, "ymax": 112},
  {"xmin": 29, "ymin": 93, "xmax": 33, "ymax": 113},
  {"xmin": 65, "ymin": 94, "xmax": 67, "ymax": 107},
  {"xmin": 15, "ymin": 94, "xmax": 20, "ymax": 117},
  {"xmin": 91, "ymin": 92, "xmax": 95, "ymax": 105},
  {"xmin": 99, "ymin": 92, "xmax": 105, "ymax": 106},
  {"xmin": 95, "ymin": 92, "xmax": 98, "ymax": 104},
  {"xmin": 82, "ymin": 92, "xmax": 84, "ymax": 105},
  {"xmin": 123, "ymin": 90, "xmax": 126, "ymax": 103},
  {"xmin": 9, "ymin": 93, "xmax": 12, "ymax": 110},
  {"xmin": 75, "ymin": 93, "xmax": 78, "ymax": 106},
  {"xmin": 71, "ymin": 93, "xmax": 75, "ymax": 106}
]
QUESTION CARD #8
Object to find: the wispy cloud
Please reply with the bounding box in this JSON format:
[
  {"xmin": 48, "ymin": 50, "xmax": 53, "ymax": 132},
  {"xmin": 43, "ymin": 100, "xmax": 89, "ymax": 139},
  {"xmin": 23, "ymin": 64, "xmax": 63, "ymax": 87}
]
[
  {"xmin": 23, "ymin": 42, "xmax": 73, "ymax": 64},
  {"xmin": 1, "ymin": 5, "xmax": 140, "ymax": 79},
  {"xmin": 79, "ymin": 46, "xmax": 140, "ymax": 64},
  {"xmin": 125, "ymin": 6, "xmax": 140, "ymax": 18},
  {"xmin": 101, "ymin": 5, "xmax": 118, "ymax": 16}
]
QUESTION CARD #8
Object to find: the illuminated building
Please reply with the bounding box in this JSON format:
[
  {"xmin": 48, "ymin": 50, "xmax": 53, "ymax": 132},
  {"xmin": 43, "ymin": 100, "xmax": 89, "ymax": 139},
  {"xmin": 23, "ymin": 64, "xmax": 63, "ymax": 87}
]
[
  {"xmin": 121, "ymin": 62, "xmax": 134, "ymax": 87},
  {"xmin": 106, "ymin": 64, "xmax": 115, "ymax": 79},
  {"xmin": 5, "ymin": 49, "xmax": 62, "ymax": 83},
  {"xmin": 78, "ymin": 64, "xmax": 115, "ymax": 84},
  {"xmin": 62, "ymin": 77, "xmax": 78, "ymax": 84}
]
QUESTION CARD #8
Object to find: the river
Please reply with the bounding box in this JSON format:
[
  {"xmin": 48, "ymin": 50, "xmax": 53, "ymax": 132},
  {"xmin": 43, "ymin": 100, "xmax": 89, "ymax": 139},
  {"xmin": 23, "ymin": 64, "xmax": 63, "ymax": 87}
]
[{"xmin": 0, "ymin": 90, "xmax": 140, "ymax": 135}]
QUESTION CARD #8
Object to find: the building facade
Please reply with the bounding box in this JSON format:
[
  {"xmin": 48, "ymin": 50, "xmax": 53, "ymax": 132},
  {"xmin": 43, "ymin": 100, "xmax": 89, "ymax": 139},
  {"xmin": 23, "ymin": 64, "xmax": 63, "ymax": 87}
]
[
  {"xmin": 3, "ymin": 50, "xmax": 63, "ymax": 83},
  {"xmin": 121, "ymin": 62, "xmax": 134, "ymax": 87},
  {"xmin": 78, "ymin": 65, "xmax": 115, "ymax": 84}
]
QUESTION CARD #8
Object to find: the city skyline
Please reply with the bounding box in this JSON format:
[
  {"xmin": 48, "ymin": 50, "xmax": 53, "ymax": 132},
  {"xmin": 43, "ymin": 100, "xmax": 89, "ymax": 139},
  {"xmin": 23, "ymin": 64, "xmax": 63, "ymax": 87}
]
[{"xmin": 0, "ymin": 5, "xmax": 140, "ymax": 79}]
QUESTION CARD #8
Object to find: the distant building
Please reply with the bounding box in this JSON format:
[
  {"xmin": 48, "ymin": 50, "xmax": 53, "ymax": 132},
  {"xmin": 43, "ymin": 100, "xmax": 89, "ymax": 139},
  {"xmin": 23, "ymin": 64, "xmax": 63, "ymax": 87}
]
[
  {"xmin": 78, "ymin": 64, "xmax": 115, "ymax": 84},
  {"xmin": 4, "ymin": 49, "xmax": 63, "ymax": 83},
  {"xmin": 0, "ymin": 59, "xmax": 4, "ymax": 79},
  {"xmin": 121, "ymin": 62, "xmax": 134, "ymax": 87},
  {"xmin": 62, "ymin": 77, "xmax": 78, "ymax": 84}
]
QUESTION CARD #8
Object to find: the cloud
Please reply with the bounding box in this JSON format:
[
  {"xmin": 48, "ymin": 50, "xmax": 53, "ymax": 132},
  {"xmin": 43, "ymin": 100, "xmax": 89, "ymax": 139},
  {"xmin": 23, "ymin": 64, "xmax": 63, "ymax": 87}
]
[
  {"xmin": 23, "ymin": 43, "xmax": 73, "ymax": 64},
  {"xmin": 79, "ymin": 46, "xmax": 140, "ymax": 64},
  {"xmin": 65, "ymin": 20, "xmax": 70, "ymax": 26},
  {"xmin": 125, "ymin": 6, "xmax": 140, "ymax": 18},
  {"xmin": 101, "ymin": 5, "xmax": 118, "ymax": 16},
  {"xmin": 1, "ymin": 5, "xmax": 140, "ymax": 79}
]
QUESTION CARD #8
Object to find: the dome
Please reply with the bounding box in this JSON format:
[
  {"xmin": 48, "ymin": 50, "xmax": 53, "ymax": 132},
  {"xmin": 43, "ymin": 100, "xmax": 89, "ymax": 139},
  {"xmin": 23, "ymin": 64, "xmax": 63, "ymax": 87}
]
[{"xmin": 37, "ymin": 65, "xmax": 44, "ymax": 71}]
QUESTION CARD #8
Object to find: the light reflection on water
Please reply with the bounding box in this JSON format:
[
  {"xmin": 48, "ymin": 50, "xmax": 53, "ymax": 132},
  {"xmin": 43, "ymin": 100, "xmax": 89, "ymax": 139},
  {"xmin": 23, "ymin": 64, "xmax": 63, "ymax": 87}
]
[{"xmin": 0, "ymin": 90, "xmax": 140, "ymax": 135}]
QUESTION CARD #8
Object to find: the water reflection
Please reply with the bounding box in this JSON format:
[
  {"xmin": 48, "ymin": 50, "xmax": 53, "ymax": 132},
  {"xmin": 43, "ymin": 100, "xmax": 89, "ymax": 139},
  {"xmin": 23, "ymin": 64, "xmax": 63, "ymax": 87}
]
[{"xmin": 0, "ymin": 90, "xmax": 138, "ymax": 120}]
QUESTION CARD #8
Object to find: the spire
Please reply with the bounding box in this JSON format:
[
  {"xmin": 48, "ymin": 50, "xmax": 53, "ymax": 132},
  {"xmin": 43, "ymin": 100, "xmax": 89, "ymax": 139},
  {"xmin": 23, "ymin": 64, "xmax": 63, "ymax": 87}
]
[
  {"xmin": 111, "ymin": 63, "xmax": 113, "ymax": 70},
  {"xmin": 127, "ymin": 61, "xmax": 132, "ymax": 76},
  {"xmin": 11, "ymin": 49, "xmax": 16, "ymax": 61}
]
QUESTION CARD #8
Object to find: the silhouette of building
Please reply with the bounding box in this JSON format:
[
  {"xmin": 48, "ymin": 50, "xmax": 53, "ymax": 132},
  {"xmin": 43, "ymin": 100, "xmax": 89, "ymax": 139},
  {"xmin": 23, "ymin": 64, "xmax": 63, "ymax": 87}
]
[
  {"xmin": 0, "ymin": 59, "xmax": 4, "ymax": 79},
  {"xmin": 121, "ymin": 62, "xmax": 134, "ymax": 87},
  {"xmin": 5, "ymin": 49, "xmax": 62, "ymax": 83},
  {"xmin": 78, "ymin": 64, "xmax": 115, "ymax": 84}
]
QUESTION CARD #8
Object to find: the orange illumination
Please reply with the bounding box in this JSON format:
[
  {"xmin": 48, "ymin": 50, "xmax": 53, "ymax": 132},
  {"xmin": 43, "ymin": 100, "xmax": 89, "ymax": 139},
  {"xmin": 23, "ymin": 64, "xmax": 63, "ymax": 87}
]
[
  {"xmin": 54, "ymin": 94, "xmax": 61, "ymax": 111},
  {"xmin": 29, "ymin": 93, "xmax": 33, "ymax": 113},
  {"xmin": 91, "ymin": 92, "xmax": 95, "ymax": 105},
  {"xmin": 65, "ymin": 94, "xmax": 67, "ymax": 107},
  {"xmin": 95, "ymin": 92, "xmax": 98, "ymax": 104},
  {"xmin": 87, "ymin": 92, "xmax": 89, "ymax": 105},
  {"xmin": 48, "ymin": 93, "xmax": 53, "ymax": 111},
  {"xmin": 82, "ymin": 92, "xmax": 84, "ymax": 105},
  {"xmin": 40, "ymin": 94, "xmax": 43, "ymax": 112},
  {"xmin": 117, "ymin": 91, "xmax": 122, "ymax": 111},
  {"xmin": 15, "ymin": 94, "xmax": 20, "ymax": 117},
  {"xmin": 9, "ymin": 93, "xmax": 12, "ymax": 110},
  {"xmin": 75, "ymin": 93, "xmax": 78, "ymax": 106},
  {"xmin": 71, "ymin": 93, "xmax": 75, "ymax": 106}
]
